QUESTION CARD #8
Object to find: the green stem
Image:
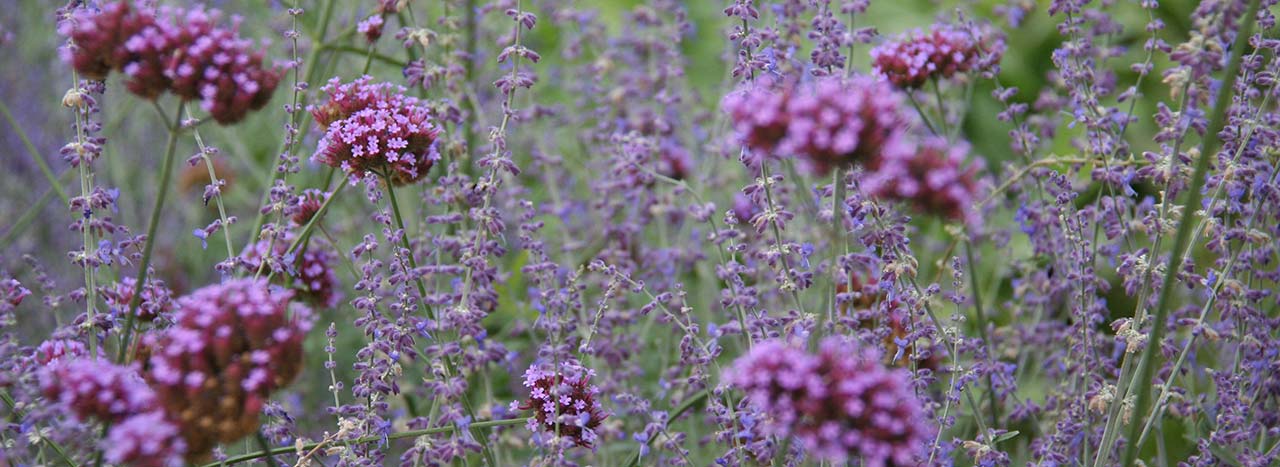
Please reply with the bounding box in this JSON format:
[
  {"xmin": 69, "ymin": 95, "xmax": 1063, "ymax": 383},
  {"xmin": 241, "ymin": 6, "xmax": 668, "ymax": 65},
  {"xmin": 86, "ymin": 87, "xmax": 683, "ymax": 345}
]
[
  {"xmin": 203, "ymin": 418, "xmax": 529, "ymax": 467},
  {"xmin": 256, "ymin": 431, "xmax": 280, "ymax": 467},
  {"xmin": 116, "ymin": 100, "xmax": 186, "ymax": 363},
  {"xmin": 1119, "ymin": 0, "xmax": 1259, "ymax": 464}
]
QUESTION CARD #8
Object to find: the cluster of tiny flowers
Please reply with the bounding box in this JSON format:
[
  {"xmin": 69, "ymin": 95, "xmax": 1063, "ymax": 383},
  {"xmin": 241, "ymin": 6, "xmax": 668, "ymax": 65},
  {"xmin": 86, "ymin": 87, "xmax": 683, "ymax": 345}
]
[
  {"xmin": 871, "ymin": 23, "xmax": 1005, "ymax": 88},
  {"xmin": 515, "ymin": 361, "xmax": 608, "ymax": 449},
  {"xmin": 38, "ymin": 357, "xmax": 188, "ymax": 466},
  {"xmin": 863, "ymin": 137, "xmax": 983, "ymax": 223},
  {"xmin": 104, "ymin": 411, "xmax": 188, "ymax": 467},
  {"xmin": 38, "ymin": 358, "xmax": 157, "ymax": 423},
  {"xmin": 287, "ymin": 189, "xmax": 328, "ymax": 225},
  {"xmin": 241, "ymin": 236, "xmax": 342, "ymax": 309},
  {"xmin": 139, "ymin": 278, "xmax": 312, "ymax": 460},
  {"xmin": 722, "ymin": 75, "xmax": 915, "ymax": 173},
  {"xmin": 1, "ymin": 279, "xmax": 29, "ymax": 308},
  {"xmin": 728, "ymin": 337, "xmax": 933, "ymax": 465},
  {"xmin": 59, "ymin": 1, "xmax": 280, "ymax": 124},
  {"xmin": 35, "ymin": 338, "xmax": 93, "ymax": 365},
  {"xmin": 161, "ymin": 7, "xmax": 281, "ymax": 124},
  {"xmin": 310, "ymin": 76, "xmax": 442, "ymax": 184},
  {"xmin": 100, "ymin": 277, "xmax": 175, "ymax": 322}
]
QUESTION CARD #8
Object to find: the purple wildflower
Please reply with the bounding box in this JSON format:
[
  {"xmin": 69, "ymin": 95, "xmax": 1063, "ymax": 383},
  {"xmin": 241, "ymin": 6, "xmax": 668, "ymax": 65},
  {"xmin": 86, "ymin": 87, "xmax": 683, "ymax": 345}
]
[
  {"xmin": 516, "ymin": 361, "xmax": 608, "ymax": 448},
  {"xmin": 39, "ymin": 358, "xmax": 158, "ymax": 424},
  {"xmin": 309, "ymin": 76, "xmax": 442, "ymax": 184},
  {"xmin": 871, "ymin": 23, "xmax": 1005, "ymax": 88},
  {"xmin": 863, "ymin": 136, "xmax": 984, "ymax": 223},
  {"xmin": 139, "ymin": 278, "xmax": 312, "ymax": 460},
  {"xmin": 104, "ymin": 411, "xmax": 188, "ymax": 467},
  {"xmin": 728, "ymin": 338, "xmax": 934, "ymax": 465}
]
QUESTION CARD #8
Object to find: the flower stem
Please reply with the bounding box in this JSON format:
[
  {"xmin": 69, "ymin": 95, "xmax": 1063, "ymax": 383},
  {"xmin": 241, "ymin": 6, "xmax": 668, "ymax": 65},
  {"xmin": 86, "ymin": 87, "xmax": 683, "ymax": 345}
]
[
  {"xmin": 1119, "ymin": 0, "xmax": 1259, "ymax": 464},
  {"xmin": 116, "ymin": 100, "xmax": 186, "ymax": 363}
]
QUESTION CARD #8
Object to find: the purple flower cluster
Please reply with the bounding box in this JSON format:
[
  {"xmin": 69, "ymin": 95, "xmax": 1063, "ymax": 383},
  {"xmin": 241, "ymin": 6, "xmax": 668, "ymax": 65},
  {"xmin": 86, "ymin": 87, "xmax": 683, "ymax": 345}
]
[
  {"xmin": 863, "ymin": 137, "xmax": 984, "ymax": 223},
  {"xmin": 38, "ymin": 357, "xmax": 188, "ymax": 466},
  {"xmin": 104, "ymin": 411, "xmax": 188, "ymax": 467},
  {"xmin": 310, "ymin": 76, "xmax": 442, "ymax": 184},
  {"xmin": 38, "ymin": 358, "xmax": 157, "ymax": 423},
  {"xmin": 1, "ymin": 279, "xmax": 29, "ymax": 308},
  {"xmin": 871, "ymin": 23, "xmax": 1005, "ymax": 88},
  {"xmin": 241, "ymin": 236, "xmax": 342, "ymax": 309},
  {"xmin": 722, "ymin": 75, "xmax": 915, "ymax": 173},
  {"xmin": 515, "ymin": 361, "xmax": 608, "ymax": 448},
  {"xmin": 59, "ymin": 1, "xmax": 280, "ymax": 123},
  {"xmin": 138, "ymin": 278, "xmax": 312, "ymax": 460},
  {"xmin": 728, "ymin": 338, "xmax": 933, "ymax": 465}
]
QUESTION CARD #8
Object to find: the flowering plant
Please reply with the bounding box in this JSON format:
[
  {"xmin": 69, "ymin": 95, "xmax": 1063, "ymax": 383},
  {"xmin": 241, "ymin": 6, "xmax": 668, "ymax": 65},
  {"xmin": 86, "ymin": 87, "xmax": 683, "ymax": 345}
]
[{"xmin": 2, "ymin": 0, "xmax": 1277, "ymax": 466}]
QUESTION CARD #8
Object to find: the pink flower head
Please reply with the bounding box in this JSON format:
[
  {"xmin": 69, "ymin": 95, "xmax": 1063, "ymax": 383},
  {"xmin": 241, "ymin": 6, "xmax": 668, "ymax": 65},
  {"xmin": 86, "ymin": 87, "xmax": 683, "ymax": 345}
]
[
  {"xmin": 728, "ymin": 338, "xmax": 934, "ymax": 465},
  {"xmin": 288, "ymin": 189, "xmax": 329, "ymax": 226},
  {"xmin": 104, "ymin": 411, "xmax": 188, "ymax": 467},
  {"xmin": 723, "ymin": 75, "xmax": 915, "ymax": 174},
  {"xmin": 863, "ymin": 136, "xmax": 983, "ymax": 224},
  {"xmin": 516, "ymin": 361, "xmax": 608, "ymax": 448},
  {"xmin": 58, "ymin": 1, "xmax": 164, "ymax": 83},
  {"xmin": 240, "ymin": 234, "xmax": 342, "ymax": 309},
  {"xmin": 722, "ymin": 76, "xmax": 792, "ymax": 155},
  {"xmin": 163, "ymin": 7, "xmax": 281, "ymax": 124},
  {"xmin": 357, "ymin": 14, "xmax": 385, "ymax": 43},
  {"xmin": 781, "ymin": 76, "xmax": 915, "ymax": 173},
  {"xmin": 871, "ymin": 23, "xmax": 1005, "ymax": 89},
  {"xmin": 140, "ymin": 278, "xmax": 312, "ymax": 460},
  {"xmin": 310, "ymin": 77, "xmax": 442, "ymax": 185},
  {"xmin": 39, "ymin": 358, "xmax": 158, "ymax": 424}
]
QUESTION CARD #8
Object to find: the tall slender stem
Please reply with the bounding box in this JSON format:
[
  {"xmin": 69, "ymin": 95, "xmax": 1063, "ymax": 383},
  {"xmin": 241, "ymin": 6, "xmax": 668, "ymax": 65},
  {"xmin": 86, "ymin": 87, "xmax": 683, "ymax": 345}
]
[{"xmin": 116, "ymin": 101, "xmax": 186, "ymax": 363}]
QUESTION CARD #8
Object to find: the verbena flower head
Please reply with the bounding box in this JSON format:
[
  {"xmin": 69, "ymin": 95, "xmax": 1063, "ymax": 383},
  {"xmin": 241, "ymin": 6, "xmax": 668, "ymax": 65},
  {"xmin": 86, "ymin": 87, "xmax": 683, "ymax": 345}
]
[
  {"xmin": 36, "ymin": 338, "xmax": 94, "ymax": 365},
  {"xmin": 781, "ymin": 76, "xmax": 915, "ymax": 173},
  {"xmin": 58, "ymin": 2, "xmax": 278, "ymax": 120},
  {"xmin": 728, "ymin": 338, "xmax": 933, "ymax": 465},
  {"xmin": 516, "ymin": 361, "xmax": 608, "ymax": 448},
  {"xmin": 241, "ymin": 236, "xmax": 343, "ymax": 309},
  {"xmin": 288, "ymin": 189, "xmax": 328, "ymax": 226},
  {"xmin": 722, "ymin": 76, "xmax": 792, "ymax": 155},
  {"xmin": 140, "ymin": 278, "xmax": 312, "ymax": 460},
  {"xmin": 310, "ymin": 76, "xmax": 442, "ymax": 185},
  {"xmin": 723, "ymin": 75, "xmax": 915, "ymax": 174},
  {"xmin": 104, "ymin": 411, "xmax": 188, "ymax": 467},
  {"xmin": 58, "ymin": 1, "xmax": 163, "ymax": 83},
  {"xmin": 725, "ymin": 339, "xmax": 826, "ymax": 432},
  {"xmin": 863, "ymin": 136, "xmax": 983, "ymax": 224},
  {"xmin": 871, "ymin": 23, "xmax": 1005, "ymax": 88},
  {"xmin": 1, "ymin": 279, "xmax": 29, "ymax": 309},
  {"xmin": 163, "ymin": 7, "xmax": 281, "ymax": 124},
  {"xmin": 39, "ymin": 358, "xmax": 158, "ymax": 424}
]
